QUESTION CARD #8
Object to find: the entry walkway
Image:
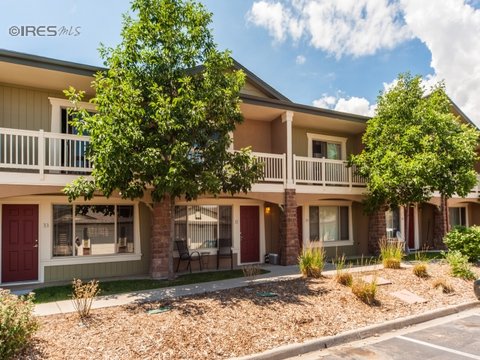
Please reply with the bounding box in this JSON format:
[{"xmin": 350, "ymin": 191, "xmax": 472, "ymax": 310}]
[{"xmin": 33, "ymin": 264, "xmax": 311, "ymax": 316}]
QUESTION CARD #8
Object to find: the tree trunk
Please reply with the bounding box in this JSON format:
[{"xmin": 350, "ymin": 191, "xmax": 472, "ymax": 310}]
[
  {"xmin": 438, "ymin": 195, "xmax": 449, "ymax": 248},
  {"xmin": 150, "ymin": 194, "xmax": 174, "ymax": 279}
]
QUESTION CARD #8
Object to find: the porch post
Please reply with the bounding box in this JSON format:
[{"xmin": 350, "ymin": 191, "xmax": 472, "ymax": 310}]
[
  {"xmin": 368, "ymin": 207, "xmax": 386, "ymax": 255},
  {"xmin": 279, "ymin": 111, "xmax": 298, "ymax": 265},
  {"xmin": 150, "ymin": 194, "xmax": 172, "ymax": 278},
  {"xmin": 280, "ymin": 188, "xmax": 299, "ymax": 265}
]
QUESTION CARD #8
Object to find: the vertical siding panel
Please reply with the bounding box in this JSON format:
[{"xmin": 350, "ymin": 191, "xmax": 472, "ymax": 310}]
[
  {"xmin": 0, "ymin": 85, "xmax": 4, "ymax": 127},
  {"xmin": 4, "ymin": 86, "xmax": 11, "ymax": 128},
  {"xmin": 10, "ymin": 87, "xmax": 19, "ymax": 126},
  {"xmin": 26, "ymin": 89, "xmax": 34, "ymax": 131},
  {"xmin": 18, "ymin": 88, "xmax": 26, "ymax": 130}
]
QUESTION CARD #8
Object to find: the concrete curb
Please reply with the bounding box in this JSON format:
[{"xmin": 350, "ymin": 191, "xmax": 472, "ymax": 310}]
[{"xmin": 233, "ymin": 301, "xmax": 480, "ymax": 360}]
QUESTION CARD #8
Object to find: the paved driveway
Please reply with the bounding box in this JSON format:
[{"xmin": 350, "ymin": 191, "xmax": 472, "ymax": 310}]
[{"xmin": 292, "ymin": 309, "xmax": 480, "ymax": 360}]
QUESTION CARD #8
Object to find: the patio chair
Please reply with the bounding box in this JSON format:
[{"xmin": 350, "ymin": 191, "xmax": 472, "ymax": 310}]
[
  {"xmin": 175, "ymin": 240, "xmax": 202, "ymax": 273},
  {"xmin": 217, "ymin": 238, "xmax": 233, "ymax": 270}
]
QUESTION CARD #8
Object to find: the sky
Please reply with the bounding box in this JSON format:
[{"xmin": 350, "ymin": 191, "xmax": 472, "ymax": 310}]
[{"xmin": 0, "ymin": 0, "xmax": 479, "ymax": 124}]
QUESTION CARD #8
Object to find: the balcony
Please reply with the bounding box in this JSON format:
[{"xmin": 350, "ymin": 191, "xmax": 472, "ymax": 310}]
[
  {"xmin": 0, "ymin": 127, "xmax": 91, "ymax": 186},
  {"xmin": 1, "ymin": 127, "xmax": 478, "ymax": 197},
  {"xmin": 293, "ymin": 155, "xmax": 365, "ymax": 188}
]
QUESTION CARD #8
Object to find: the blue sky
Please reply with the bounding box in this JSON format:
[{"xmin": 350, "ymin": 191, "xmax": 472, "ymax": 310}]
[{"xmin": 1, "ymin": 0, "xmax": 479, "ymax": 123}]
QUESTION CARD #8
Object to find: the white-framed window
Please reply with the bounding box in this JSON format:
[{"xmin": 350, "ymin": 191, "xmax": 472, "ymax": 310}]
[
  {"xmin": 449, "ymin": 207, "xmax": 467, "ymax": 229},
  {"xmin": 52, "ymin": 204, "xmax": 135, "ymax": 257},
  {"xmin": 307, "ymin": 133, "xmax": 347, "ymax": 160},
  {"xmin": 49, "ymin": 97, "xmax": 96, "ymax": 133},
  {"xmin": 309, "ymin": 205, "xmax": 351, "ymax": 243},
  {"xmin": 174, "ymin": 205, "xmax": 232, "ymax": 250}
]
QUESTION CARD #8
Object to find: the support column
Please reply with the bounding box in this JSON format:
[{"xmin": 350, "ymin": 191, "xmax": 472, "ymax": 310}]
[
  {"xmin": 282, "ymin": 111, "xmax": 294, "ymax": 187},
  {"xmin": 280, "ymin": 189, "xmax": 299, "ymax": 265},
  {"xmin": 368, "ymin": 208, "xmax": 386, "ymax": 255},
  {"xmin": 433, "ymin": 196, "xmax": 448, "ymax": 249},
  {"xmin": 150, "ymin": 195, "xmax": 172, "ymax": 279}
]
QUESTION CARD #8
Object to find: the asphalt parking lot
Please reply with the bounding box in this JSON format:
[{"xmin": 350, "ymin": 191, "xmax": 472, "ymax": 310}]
[{"xmin": 292, "ymin": 309, "xmax": 480, "ymax": 360}]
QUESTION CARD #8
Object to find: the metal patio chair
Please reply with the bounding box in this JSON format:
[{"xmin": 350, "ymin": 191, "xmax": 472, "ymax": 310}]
[{"xmin": 175, "ymin": 240, "xmax": 202, "ymax": 273}]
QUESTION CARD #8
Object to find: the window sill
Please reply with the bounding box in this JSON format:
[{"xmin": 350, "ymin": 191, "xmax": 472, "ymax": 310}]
[
  {"xmin": 309, "ymin": 240, "xmax": 354, "ymax": 247},
  {"xmin": 42, "ymin": 253, "xmax": 143, "ymax": 266}
]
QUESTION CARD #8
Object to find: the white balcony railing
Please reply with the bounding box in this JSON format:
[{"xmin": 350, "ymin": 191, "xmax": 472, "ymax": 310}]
[
  {"xmin": 0, "ymin": 127, "xmax": 92, "ymax": 176},
  {"xmin": 293, "ymin": 155, "xmax": 366, "ymax": 187},
  {"xmin": 252, "ymin": 151, "xmax": 286, "ymax": 183}
]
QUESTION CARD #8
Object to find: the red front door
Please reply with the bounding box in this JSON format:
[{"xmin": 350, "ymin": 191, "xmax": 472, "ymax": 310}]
[
  {"xmin": 404, "ymin": 206, "xmax": 415, "ymax": 249},
  {"xmin": 2, "ymin": 205, "xmax": 38, "ymax": 283},
  {"xmin": 240, "ymin": 206, "xmax": 260, "ymax": 263}
]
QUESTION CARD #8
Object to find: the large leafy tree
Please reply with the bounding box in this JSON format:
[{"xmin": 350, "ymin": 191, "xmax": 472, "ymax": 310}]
[
  {"xmin": 352, "ymin": 73, "xmax": 479, "ymax": 248},
  {"xmin": 64, "ymin": 0, "xmax": 262, "ymax": 277}
]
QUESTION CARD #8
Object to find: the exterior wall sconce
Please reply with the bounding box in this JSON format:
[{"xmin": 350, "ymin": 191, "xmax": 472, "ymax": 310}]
[{"xmin": 265, "ymin": 206, "xmax": 271, "ymax": 214}]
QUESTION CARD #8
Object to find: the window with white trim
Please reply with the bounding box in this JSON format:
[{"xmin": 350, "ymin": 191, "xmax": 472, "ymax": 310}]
[
  {"xmin": 174, "ymin": 205, "xmax": 232, "ymax": 250},
  {"xmin": 52, "ymin": 205, "xmax": 134, "ymax": 257},
  {"xmin": 307, "ymin": 133, "xmax": 347, "ymax": 160},
  {"xmin": 309, "ymin": 206, "xmax": 349, "ymax": 242},
  {"xmin": 449, "ymin": 207, "xmax": 466, "ymax": 229}
]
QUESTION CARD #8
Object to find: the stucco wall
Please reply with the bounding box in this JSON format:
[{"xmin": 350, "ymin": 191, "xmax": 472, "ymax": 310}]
[{"xmin": 233, "ymin": 118, "xmax": 272, "ymax": 153}]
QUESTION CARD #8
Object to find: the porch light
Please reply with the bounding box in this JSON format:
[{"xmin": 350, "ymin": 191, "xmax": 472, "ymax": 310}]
[{"xmin": 265, "ymin": 206, "xmax": 271, "ymax": 214}]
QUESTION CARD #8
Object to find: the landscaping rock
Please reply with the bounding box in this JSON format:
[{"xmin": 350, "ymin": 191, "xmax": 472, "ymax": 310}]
[
  {"xmin": 390, "ymin": 290, "xmax": 427, "ymax": 304},
  {"xmin": 361, "ymin": 275, "xmax": 392, "ymax": 285}
]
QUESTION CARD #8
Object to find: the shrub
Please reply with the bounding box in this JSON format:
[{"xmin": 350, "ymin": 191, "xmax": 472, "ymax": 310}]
[
  {"xmin": 379, "ymin": 237, "xmax": 403, "ymax": 269},
  {"xmin": 298, "ymin": 246, "xmax": 325, "ymax": 278},
  {"xmin": 0, "ymin": 290, "xmax": 39, "ymax": 359},
  {"xmin": 412, "ymin": 250, "xmax": 429, "ymax": 278},
  {"xmin": 413, "ymin": 263, "xmax": 429, "ymax": 278},
  {"xmin": 432, "ymin": 278, "xmax": 454, "ymax": 293},
  {"xmin": 351, "ymin": 278, "xmax": 377, "ymax": 305},
  {"xmin": 443, "ymin": 251, "xmax": 476, "ymax": 280},
  {"xmin": 444, "ymin": 226, "xmax": 480, "ymax": 262},
  {"xmin": 337, "ymin": 272, "xmax": 353, "ymax": 286},
  {"xmin": 334, "ymin": 255, "xmax": 353, "ymax": 286},
  {"xmin": 71, "ymin": 279, "xmax": 101, "ymax": 319}
]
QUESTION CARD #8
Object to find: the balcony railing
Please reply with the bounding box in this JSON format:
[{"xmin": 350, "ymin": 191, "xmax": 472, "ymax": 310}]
[
  {"xmin": 252, "ymin": 151, "xmax": 286, "ymax": 183},
  {"xmin": 0, "ymin": 127, "xmax": 92, "ymax": 176},
  {"xmin": 293, "ymin": 155, "xmax": 365, "ymax": 187}
]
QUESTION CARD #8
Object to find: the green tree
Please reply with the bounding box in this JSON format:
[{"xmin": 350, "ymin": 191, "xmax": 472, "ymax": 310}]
[
  {"xmin": 352, "ymin": 73, "xmax": 479, "ymax": 249},
  {"xmin": 64, "ymin": 0, "xmax": 262, "ymax": 278}
]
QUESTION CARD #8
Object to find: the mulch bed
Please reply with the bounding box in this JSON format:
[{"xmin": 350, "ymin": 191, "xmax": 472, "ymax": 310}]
[{"xmin": 20, "ymin": 263, "xmax": 479, "ymax": 359}]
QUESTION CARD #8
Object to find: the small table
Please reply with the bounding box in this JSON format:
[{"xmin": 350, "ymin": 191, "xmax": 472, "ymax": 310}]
[{"xmin": 200, "ymin": 252, "xmax": 210, "ymax": 270}]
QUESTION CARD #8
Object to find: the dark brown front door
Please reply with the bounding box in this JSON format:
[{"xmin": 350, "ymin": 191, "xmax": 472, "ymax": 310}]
[
  {"xmin": 2, "ymin": 205, "xmax": 38, "ymax": 283},
  {"xmin": 297, "ymin": 206, "xmax": 303, "ymax": 252},
  {"xmin": 404, "ymin": 206, "xmax": 415, "ymax": 249},
  {"xmin": 240, "ymin": 206, "xmax": 260, "ymax": 263}
]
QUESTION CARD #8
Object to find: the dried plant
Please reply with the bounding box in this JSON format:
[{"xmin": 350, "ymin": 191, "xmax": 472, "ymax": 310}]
[
  {"xmin": 351, "ymin": 278, "xmax": 377, "ymax": 305},
  {"xmin": 379, "ymin": 237, "xmax": 403, "ymax": 269},
  {"xmin": 432, "ymin": 278, "xmax": 454, "ymax": 293},
  {"xmin": 334, "ymin": 255, "xmax": 353, "ymax": 286},
  {"xmin": 413, "ymin": 263, "xmax": 429, "ymax": 278},
  {"xmin": 298, "ymin": 246, "xmax": 325, "ymax": 278},
  {"xmin": 242, "ymin": 264, "xmax": 262, "ymax": 282},
  {"xmin": 71, "ymin": 278, "xmax": 101, "ymax": 319}
]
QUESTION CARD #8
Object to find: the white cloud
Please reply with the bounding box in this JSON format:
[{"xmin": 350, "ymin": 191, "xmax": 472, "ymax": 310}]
[
  {"xmin": 249, "ymin": 0, "xmax": 480, "ymax": 124},
  {"xmin": 248, "ymin": 0, "xmax": 412, "ymax": 58},
  {"xmin": 400, "ymin": 0, "xmax": 480, "ymax": 124},
  {"xmin": 313, "ymin": 94, "xmax": 376, "ymax": 116},
  {"xmin": 247, "ymin": 1, "xmax": 288, "ymax": 42},
  {"xmin": 295, "ymin": 55, "xmax": 306, "ymax": 64}
]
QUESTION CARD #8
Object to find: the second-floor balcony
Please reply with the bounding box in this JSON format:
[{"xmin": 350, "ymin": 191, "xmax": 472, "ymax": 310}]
[{"xmin": 1, "ymin": 127, "xmax": 479, "ymax": 197}]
